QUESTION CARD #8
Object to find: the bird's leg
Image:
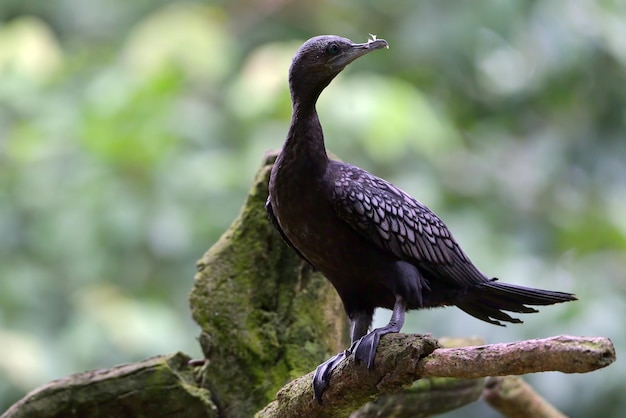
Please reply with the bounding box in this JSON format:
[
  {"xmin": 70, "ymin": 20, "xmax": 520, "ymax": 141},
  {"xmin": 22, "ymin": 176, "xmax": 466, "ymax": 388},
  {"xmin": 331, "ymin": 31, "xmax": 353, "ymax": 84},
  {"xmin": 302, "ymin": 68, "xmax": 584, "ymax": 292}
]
[
  {"xmin": 349, "ymin": 309, "xmax": 372, "ymax": 343},
  {"xmin": 353, "ymin": 295, "xmax": 407, "ymax": 369},
  {"xmin": 313, "ymin": 310, "xmax": 372, "ymax": 403}
]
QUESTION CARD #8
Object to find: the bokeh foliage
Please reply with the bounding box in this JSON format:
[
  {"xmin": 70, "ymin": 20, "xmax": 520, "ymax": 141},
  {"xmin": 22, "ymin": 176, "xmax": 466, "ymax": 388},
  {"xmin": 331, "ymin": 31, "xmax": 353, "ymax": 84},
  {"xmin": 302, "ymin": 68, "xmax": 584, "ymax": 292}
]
[{"xmin": 0, "ymin": 1, "xmax": 624, "ymax": 416}]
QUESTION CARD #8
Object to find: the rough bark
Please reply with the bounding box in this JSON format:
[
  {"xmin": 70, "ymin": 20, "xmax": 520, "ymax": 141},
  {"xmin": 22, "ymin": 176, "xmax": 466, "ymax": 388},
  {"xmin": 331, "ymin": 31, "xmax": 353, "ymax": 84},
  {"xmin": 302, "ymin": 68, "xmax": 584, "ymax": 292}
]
[
  {"xmin": 188, "ymin": 151, "xmax": 348, "ymax": 417},
  {"xmin": 1, "ymin": 353, "xmax": 214, "ymax": 418},
  {"xmin": 256, "ymin": 334, "xmax": 615, "ymax": 418},
  {"xmin": 417, "ymin": 335, "xmax": 615, "ymax": 377},
  {"xmin": 350, "ymin": 336, "xmax": 488, "ymax": 418}
]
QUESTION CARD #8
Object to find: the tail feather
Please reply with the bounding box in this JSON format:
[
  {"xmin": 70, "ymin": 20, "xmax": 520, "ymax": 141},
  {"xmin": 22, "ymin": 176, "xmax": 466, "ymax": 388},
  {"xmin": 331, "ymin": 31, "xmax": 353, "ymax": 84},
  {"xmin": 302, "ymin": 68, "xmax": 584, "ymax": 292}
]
[{"xmin": 456, "ymin": 279, "xmax": 576, "ymax": 326}]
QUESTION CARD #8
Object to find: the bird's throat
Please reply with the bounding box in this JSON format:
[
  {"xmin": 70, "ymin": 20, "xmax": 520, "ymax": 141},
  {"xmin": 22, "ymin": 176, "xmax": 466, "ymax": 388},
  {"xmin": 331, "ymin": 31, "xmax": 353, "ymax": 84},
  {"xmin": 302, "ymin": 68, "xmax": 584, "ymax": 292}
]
[{"xmin": 280, "ymin": 106, "xmax": 329, "ymax": 177}]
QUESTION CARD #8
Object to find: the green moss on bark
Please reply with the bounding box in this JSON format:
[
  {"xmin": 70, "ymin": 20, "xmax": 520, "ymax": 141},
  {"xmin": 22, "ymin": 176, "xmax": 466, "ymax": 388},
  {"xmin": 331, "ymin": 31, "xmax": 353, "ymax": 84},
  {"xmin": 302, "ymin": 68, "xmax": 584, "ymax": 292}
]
[
  {"xmin": 1, "ymin": 353, "xmax": 216, "ymax": 418},
  {"xmin": 189, "ymin": 151, "xmax": 347, "ymax": 417}
]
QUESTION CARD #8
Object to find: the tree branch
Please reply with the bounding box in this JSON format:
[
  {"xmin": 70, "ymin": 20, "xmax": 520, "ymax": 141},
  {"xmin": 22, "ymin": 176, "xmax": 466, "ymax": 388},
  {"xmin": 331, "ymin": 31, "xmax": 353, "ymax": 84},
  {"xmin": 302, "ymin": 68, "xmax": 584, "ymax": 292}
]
[
  {"xmin": 483, "ymin": 375, "xmax": 567, "ymax": 418},
  {"xmin": 256, "ymin": 334, "xmax": 615, "ymax": 418},
  {"xmin": 350, "ymin": 377, "xmax": 486, "ymax": 418},
  {"xmin": 1, "ymin": 353, "xmax": 215, "ymax": 418},
  {"xmin": 417, "ymin": 334, "xmax": 615, "ymax": 378}
]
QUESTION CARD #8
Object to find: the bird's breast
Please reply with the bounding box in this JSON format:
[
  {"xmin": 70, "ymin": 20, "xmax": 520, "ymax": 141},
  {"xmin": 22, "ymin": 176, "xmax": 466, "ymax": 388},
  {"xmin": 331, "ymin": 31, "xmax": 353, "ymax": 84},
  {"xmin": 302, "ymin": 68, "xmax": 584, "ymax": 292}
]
[{"xmin": 271, "ymin": 167, "xmax": 394, "ymax": 290}]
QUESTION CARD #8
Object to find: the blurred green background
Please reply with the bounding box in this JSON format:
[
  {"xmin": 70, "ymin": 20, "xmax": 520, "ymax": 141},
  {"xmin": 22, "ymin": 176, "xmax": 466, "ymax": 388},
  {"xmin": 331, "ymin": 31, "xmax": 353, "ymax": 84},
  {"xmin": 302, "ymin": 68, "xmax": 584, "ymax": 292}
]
[{"xmin": 0, "ymin": 0, "xmax": 624, "ymax": 416}]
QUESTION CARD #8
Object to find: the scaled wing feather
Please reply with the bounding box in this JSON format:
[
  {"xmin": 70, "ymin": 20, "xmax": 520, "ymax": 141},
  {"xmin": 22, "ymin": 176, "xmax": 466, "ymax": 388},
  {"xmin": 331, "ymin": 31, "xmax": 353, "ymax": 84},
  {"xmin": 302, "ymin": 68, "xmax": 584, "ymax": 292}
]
[{"xmin": 329, "ymin": 164, "xmax": 470, "ymax": 268}]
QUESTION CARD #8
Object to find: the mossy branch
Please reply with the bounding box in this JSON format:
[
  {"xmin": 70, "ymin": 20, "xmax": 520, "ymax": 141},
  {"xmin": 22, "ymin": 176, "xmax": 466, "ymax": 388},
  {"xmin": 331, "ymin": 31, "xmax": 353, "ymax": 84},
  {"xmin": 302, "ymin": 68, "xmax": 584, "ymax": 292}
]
[
  {"xmin": 1, "ymin": 353, "xmax": 215, "ymax": 418},
  {"xmin": 257, "ymin": 334, "xmax": 615, "ymax": 418}
]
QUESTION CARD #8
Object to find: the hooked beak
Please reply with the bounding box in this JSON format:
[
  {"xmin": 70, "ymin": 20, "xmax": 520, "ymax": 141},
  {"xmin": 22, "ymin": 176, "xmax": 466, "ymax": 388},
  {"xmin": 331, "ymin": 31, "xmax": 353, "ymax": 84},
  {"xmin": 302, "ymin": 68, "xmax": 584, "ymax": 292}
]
[
  {"xmin": 328, "ymin": 36, "xmax": 389, "ymax": 70},
  {"xmin": 352, "ymin": 37, "xmax": 389, "ymax": 52}
]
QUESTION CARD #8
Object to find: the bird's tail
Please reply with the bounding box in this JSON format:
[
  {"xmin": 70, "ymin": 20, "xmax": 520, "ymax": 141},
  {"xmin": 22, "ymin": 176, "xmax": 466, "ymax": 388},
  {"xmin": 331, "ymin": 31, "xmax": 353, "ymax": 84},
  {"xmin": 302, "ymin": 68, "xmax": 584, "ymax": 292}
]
[{"xmin": 455, "ymin": 279, "xmax": 577, "ymax": 326}]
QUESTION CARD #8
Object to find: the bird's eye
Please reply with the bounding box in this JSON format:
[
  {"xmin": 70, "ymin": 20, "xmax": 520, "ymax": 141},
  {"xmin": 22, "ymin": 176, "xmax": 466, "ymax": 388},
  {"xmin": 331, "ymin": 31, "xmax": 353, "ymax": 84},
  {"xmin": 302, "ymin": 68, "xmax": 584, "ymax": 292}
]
[{"xmin": 327, "ymin": 43, "xmax": 340, "ymax": 55}]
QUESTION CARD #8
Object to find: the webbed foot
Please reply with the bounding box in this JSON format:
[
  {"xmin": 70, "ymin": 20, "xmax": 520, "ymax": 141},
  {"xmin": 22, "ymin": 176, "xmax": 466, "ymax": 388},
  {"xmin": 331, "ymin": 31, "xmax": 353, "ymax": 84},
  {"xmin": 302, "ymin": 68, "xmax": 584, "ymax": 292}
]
[
  {"xmin": 312, "ymin": 350, "xmax": 349, "ymax": 403},
  {"xmin": 353, "ymin": 330, "xmax": 383, "ymax": 369},
  {"xmin": 353, "ymin": 296, "xmax": 407, "ymax": 369}
]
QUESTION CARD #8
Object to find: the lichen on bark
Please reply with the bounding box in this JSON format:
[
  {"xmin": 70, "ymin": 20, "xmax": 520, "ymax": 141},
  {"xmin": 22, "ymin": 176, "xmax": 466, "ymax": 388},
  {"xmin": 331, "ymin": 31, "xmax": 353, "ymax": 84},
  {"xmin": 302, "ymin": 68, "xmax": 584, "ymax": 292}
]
[
  {"xmin": 1, "ymin": 353, "xmax": 215, "ymax": 418},
  {"xmin": 189, "ymin": 151, "xmax": 348, "ymax": 417}
]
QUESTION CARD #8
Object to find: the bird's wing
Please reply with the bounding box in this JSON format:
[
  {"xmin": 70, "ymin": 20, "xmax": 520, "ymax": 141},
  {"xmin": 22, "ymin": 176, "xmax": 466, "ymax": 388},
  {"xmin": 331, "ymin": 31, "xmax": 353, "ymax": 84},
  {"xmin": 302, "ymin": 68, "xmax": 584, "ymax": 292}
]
[
  {"xmin": 265, "ymin": 196, "xmax": 316, "ymax": 269},
  {"xmin": 328, "ymin": 163, "xmax": 472, "ymax": 269}
]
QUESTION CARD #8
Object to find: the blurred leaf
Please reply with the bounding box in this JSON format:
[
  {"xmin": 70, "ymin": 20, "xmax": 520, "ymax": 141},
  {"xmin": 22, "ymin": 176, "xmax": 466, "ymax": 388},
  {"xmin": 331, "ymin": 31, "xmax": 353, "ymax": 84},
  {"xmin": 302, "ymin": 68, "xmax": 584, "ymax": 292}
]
[
  {"xmin": 121, "ymin": 3, "xmax": 235, "ymax": 85},
  {"xmin": 0, "ymin": 16, "xmax": 62, "ymax": 82},
  {"xmin": 80, "ymin": 68, "xmax": 181, "ymax": 170},
  {"xmin": 319, "ymin": 74, "xmax": 461, "ymax": 162}
]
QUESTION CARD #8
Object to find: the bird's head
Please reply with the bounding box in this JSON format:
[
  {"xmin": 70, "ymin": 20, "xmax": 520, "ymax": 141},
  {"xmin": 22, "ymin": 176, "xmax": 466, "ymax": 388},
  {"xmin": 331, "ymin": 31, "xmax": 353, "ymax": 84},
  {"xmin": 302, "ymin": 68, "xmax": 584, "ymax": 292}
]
[{"xmin": 289, "ymin": 35, "xmax": 388, "ymax": 107}]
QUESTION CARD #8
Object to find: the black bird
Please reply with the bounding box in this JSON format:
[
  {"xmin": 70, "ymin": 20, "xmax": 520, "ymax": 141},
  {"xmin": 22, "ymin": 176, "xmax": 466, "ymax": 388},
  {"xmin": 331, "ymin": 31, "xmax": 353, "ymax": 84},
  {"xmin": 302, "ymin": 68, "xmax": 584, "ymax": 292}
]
[{"xmin": 266, "ymin": 35, "xmax": 576, "ymax": 402}]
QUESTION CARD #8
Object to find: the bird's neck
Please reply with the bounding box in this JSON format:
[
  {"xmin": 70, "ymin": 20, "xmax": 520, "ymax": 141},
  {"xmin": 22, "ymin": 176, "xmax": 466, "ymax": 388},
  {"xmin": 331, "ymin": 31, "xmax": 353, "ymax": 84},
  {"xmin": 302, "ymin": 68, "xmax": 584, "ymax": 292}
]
[{"xmin": 280, "ymin": 101, "xmax": 329, "ymax": 176}]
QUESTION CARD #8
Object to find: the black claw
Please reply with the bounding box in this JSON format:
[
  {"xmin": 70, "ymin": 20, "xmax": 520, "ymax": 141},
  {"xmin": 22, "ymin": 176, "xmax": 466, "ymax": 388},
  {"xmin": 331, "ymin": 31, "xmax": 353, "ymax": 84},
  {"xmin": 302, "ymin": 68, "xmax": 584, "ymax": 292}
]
[{"xmin": 312, "ymin": 300, "xmax": 406, "ymax": 402}]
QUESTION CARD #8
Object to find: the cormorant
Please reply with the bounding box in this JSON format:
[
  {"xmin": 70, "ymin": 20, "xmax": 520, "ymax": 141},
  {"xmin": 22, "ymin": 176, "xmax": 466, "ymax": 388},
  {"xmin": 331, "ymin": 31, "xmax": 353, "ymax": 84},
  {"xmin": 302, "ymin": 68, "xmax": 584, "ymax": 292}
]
[{"xmin": 266, "ymin": 35, "xmax": 576, "ymax": 403}]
